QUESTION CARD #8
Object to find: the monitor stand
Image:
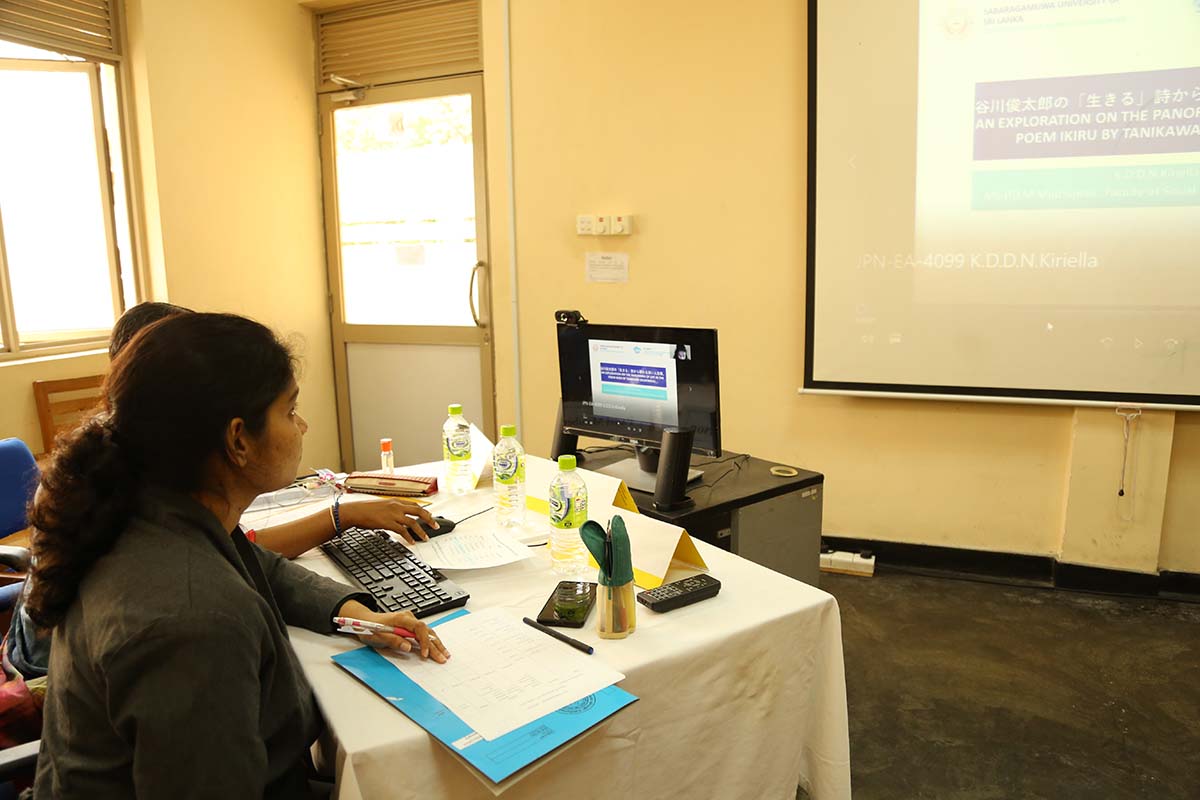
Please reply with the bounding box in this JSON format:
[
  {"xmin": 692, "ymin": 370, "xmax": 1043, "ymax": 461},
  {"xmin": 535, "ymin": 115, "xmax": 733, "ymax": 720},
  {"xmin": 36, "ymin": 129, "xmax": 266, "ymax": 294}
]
[{"xmin": 595, "ymin": 447, "xmax": 703, "ymax": 494}]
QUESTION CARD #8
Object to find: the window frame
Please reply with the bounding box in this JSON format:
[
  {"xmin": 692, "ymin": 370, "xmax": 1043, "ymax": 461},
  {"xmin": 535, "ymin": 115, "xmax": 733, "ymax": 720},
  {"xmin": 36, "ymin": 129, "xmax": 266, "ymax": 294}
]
[{"xmin": 0, "ymin": 26, "xmax": 145, "ymax": 362}]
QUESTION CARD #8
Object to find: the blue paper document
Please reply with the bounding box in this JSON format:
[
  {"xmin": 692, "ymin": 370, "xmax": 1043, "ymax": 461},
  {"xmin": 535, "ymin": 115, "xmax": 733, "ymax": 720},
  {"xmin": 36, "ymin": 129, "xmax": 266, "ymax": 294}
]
[{"xmin": 331, "ymin": 612, "xmax": 637, "ymax": 783}]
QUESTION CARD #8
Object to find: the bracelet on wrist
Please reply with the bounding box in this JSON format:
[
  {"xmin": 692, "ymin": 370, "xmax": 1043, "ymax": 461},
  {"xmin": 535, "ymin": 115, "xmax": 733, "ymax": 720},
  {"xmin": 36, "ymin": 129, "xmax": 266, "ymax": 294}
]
[{"xmin": 330, "ymin": 495, "xmax": 343, "ymax": 536}]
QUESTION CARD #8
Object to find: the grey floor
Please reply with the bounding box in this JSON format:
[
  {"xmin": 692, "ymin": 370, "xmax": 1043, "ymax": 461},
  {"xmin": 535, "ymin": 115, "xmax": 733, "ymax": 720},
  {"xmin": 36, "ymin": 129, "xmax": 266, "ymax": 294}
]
[{"xmin": 808, "ymin": 570, "xmax": 1200, "ymax": 800}]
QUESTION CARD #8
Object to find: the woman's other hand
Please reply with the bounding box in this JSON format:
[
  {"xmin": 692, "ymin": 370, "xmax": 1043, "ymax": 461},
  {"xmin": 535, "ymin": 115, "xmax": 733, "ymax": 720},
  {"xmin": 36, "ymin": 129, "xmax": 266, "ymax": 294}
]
[{"xmin": 336, "ymin": 600, "xmax": 449, "ymax": 662}]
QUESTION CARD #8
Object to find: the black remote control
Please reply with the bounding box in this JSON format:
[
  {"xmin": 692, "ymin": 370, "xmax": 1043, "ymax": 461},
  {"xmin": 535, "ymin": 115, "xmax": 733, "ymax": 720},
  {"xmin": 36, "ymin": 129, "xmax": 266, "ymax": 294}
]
[{"xmin": 636, "ymin": 574, "xmax": 721, "ymax": 612}]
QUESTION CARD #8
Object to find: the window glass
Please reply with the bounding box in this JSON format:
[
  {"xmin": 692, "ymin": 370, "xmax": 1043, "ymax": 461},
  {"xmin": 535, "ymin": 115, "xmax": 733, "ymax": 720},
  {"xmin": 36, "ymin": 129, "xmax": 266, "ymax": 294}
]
[{"xmin": 0, "ymin": 66, "xmax": 117, "ymax": 343}]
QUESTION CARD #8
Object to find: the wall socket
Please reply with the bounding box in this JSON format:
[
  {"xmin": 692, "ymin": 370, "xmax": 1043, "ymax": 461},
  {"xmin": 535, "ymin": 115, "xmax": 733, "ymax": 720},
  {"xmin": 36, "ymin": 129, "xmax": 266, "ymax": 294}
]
[{"xmin": 576, "ymin": 213, "xmax": 634, "ymax": 236}]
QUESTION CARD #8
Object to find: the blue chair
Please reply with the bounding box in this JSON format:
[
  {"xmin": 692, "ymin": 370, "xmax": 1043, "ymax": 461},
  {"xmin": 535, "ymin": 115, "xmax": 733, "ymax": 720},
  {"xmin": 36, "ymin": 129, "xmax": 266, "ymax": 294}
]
[
  {"xmin": 0, "ymin": 440, "xmax": 37, "ymax": 541},
  {"xmin": 0, "ymin": 440, "xmax": 38, "ymax": 790},
  {"xmin": 0, "ymin": 437, "xmax": 36, "ymax": 631},
  {"xmin": 0, "ymin": 439, "xmax": 36, "ymax": 580}
]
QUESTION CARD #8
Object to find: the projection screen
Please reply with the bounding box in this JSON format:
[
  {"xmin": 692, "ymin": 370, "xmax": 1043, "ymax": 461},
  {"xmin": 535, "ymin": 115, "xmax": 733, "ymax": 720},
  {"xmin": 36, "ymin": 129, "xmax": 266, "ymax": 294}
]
[{"xmin": 805, "ymin": 0, "xmax": 1200, "ymax": 408}]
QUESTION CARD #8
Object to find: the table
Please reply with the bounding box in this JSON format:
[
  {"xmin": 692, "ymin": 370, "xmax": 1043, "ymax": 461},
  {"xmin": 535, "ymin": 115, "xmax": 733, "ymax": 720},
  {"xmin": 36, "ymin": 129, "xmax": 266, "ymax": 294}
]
[
  {"xmin": 580, "ymin": 449, "xmax": 825, "ymax": 586},
  {"xmin": 285, "ymin": 523, "xmax": 852, "ymax": 799}
]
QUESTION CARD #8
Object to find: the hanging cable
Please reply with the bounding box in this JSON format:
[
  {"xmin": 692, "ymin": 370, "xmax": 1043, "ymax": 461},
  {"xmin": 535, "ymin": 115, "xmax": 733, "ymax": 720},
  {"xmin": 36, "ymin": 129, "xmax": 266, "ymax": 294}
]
[
  {"xmin": 1114, "ymin": 407, "xmax": 1141, "ymax": 524},
  {"xmin": 1115, "ymin": 407, "xmax": 1141, "ymax": 497}
]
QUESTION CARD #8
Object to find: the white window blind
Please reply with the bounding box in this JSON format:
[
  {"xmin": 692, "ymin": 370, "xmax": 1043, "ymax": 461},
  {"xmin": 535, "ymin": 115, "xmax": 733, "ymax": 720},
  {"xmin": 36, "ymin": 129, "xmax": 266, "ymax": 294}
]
[
  {"xmin": 0, "ymin": 0, "xmax": 119, "ymax": 61},
  {"xmin": 317, "ymin": 0, "xmax": 481, "ymax": 91}
]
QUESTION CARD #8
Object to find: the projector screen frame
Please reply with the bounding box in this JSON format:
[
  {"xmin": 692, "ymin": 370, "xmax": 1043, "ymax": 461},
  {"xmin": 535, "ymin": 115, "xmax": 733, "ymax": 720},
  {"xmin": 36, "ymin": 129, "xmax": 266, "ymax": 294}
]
[{"xmin": 802, "ymin": 0, "xmax": 1200, "ymax": 411}]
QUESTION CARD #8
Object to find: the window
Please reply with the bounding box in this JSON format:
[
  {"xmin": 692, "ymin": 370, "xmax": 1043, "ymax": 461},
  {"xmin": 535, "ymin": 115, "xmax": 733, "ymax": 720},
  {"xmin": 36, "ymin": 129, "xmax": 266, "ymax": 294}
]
[{"xmin": 0, "ymin": 25, "xmax": 136, "ymax": 355}]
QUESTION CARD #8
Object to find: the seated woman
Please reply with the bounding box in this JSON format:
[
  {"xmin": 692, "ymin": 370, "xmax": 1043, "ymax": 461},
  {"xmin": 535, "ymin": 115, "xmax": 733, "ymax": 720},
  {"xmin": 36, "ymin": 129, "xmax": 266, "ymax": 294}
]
[
  {"xmin": 7, "ymin": 302, "xmax": 439, "ymax": 682},
  {"xmin": 27, "ymin": 312, "xmax": 448, "ymax": 799}
]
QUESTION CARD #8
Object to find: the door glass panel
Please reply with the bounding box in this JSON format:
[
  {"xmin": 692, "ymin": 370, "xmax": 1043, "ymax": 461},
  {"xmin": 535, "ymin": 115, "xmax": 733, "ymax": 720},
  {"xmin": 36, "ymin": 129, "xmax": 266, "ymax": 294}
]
[{"xmin": 334, "ymin": 94, "xmax": 478, "ymax": 326}]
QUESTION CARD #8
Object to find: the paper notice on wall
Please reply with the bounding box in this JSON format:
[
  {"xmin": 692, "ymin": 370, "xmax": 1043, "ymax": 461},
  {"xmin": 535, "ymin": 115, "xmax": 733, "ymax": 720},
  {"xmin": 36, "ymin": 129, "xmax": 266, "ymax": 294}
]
[{"xmin": 586, "ymin": 252, "xmax": 629, "ymax": 283}]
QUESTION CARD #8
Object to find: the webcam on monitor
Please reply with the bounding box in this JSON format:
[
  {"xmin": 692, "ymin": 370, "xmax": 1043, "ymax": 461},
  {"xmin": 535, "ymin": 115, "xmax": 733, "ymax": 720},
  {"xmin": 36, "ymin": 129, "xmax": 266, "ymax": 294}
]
[{"xmin": 554, "ymin": 309, "xmax": 588, "ymax": 326}]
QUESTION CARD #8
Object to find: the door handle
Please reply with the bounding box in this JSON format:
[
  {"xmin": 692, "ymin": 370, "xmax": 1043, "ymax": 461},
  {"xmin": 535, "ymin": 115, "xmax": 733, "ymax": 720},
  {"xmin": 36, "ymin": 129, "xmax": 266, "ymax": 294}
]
[{"xmin": 468, "ymin": 261, "xmax": 486, "ymax": 328}]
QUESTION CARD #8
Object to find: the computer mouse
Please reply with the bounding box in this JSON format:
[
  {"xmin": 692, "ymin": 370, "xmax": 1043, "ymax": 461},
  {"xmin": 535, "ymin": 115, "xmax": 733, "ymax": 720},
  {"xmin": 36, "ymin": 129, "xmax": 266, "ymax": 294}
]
[{"xmin": 418, "ymin": 516, "xmax": 456, "ymax": 539}]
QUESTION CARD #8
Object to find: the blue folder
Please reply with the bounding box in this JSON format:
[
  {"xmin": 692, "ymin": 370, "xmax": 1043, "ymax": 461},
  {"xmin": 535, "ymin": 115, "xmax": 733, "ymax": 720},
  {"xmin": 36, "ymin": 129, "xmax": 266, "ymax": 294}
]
[{"xmin": 331, "ymin": 610, "xmax": 638, "ymax": 784}]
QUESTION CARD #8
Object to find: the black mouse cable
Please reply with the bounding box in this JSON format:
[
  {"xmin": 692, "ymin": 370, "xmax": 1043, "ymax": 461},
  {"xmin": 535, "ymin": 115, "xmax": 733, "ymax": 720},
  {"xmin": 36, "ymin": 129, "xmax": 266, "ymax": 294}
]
[{"xmin": 450, "ymin": 506, "xmax": 495, "ymax": 525}]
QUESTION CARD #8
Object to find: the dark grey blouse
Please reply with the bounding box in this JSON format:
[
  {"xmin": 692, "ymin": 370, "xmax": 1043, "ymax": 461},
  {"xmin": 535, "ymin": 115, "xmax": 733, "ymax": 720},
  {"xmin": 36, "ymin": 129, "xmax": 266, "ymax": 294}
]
[{"xmin": 35, "ymin": 486, "xmax": 367, "ymax": 799}]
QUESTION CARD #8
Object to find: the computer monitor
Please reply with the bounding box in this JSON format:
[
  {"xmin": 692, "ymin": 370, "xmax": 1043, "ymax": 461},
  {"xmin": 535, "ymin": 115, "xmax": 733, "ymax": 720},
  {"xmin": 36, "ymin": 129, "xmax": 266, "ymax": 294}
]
[{"xmin": 555, "ymin": 320, "xmax": 721, "ymax": 492}]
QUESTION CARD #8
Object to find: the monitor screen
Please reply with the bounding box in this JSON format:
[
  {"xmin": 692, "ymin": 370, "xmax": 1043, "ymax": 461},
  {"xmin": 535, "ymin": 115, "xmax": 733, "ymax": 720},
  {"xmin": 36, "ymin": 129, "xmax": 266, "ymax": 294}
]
[{"xmin": 556, "ymin": 323, "xmax": 721, "ymax": 456}]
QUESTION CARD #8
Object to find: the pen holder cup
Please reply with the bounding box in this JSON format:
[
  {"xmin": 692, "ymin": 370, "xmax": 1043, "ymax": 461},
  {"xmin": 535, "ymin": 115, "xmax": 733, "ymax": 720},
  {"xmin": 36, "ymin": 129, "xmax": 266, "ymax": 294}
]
[{"xmin": 598, "ymin": 581, "xmax": 636, "ymax": 639}]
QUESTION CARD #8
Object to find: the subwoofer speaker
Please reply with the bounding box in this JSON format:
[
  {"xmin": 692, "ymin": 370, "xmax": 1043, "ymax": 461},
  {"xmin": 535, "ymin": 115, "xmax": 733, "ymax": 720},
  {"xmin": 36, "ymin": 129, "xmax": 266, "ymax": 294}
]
[{"xmin": 653, "ymin": 427, "xmax": 695, "ymax": 511}]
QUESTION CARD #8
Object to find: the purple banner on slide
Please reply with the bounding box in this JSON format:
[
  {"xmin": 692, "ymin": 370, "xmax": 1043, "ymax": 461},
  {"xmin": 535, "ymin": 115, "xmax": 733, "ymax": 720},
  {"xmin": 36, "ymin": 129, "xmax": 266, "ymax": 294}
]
[
  {"xmin": 599, "ymin": 363, "xmax": 667, "ymax": 388},
  {"xmin": 974, "ymin": 67, "xmax": 1200, "ymax": 160}
]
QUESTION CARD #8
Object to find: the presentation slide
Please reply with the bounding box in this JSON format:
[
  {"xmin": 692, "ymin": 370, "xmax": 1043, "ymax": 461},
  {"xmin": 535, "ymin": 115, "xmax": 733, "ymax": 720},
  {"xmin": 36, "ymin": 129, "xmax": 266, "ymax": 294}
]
[
  {"xmin": 811, "ymin": 1, "xmax": 1200, "ymax": 401},
  {"xmin": 586, "ymin": 339, "xmax": 680, "ymax": 426},
  {"xmin": 916, "ymin": 1, "xmax": 1199, "ymax": 308}
]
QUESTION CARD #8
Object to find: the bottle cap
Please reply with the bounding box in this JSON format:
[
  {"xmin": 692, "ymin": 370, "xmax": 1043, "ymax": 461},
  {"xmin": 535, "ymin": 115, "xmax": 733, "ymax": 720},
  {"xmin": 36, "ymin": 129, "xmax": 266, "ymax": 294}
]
[
  {"xmin": 448, "ymin": 403, "xmax": 463, "ymax": 415},
  {"xmin": 557, "ymin": 454, "xmax": 576, "ymax": 471},
  {"xmin": 379, "ymin": 438, "xmax": 392, "ymax": 452},
  {"xmin": 500, "ymin": 424, "xmax": 516, "ymax": 437}
]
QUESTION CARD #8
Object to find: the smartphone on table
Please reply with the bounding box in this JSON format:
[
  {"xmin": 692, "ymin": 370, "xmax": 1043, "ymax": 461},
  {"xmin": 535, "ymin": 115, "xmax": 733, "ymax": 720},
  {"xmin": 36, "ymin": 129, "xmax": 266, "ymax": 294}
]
[{"xmin": 536, "ymin": 581, "xmax": 597, "ymax": 628}]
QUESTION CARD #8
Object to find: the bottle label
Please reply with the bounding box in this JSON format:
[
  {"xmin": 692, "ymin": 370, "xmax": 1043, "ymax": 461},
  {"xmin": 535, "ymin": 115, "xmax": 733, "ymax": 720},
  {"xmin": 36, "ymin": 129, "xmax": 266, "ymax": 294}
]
[
  {"xmin": 443, "ymin": 427, "xmax": 471, "ymax": 462},
  {"xmin": 550, "ymin": 488, "xmax": 587, "ymax": 529},
  {"xmin": 495, "ymin": 452, "xmax": 524, "ymax": 485}
]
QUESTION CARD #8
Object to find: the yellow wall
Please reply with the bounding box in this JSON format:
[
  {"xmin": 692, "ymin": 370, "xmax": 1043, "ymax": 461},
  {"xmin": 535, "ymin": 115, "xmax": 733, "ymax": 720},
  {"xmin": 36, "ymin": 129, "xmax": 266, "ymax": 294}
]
[
  {"xmin": 2, "ymin": 0, "xmax": 338, "ymax": 470},
  {"xmin": 1060, "ymin": 409, "xmax": 1175, "ymax": 573},
  {"xmin": 1161, "ymin": 413, "xmax": 1200, "ymax": 573},
  {"xmin": 481, "ymin": 0, "xmax": 1199, "ymax": 572},
  {"xmin": 4, "ymin": 0, "xmax": 1196, "ymax": 574},
  {"xmin": 0, "ymin": 351, "xmax": 110, "ymax": 455},
  {"xmin": 123, "ymin": 0, "xmax": 340, "ymax": 468}
]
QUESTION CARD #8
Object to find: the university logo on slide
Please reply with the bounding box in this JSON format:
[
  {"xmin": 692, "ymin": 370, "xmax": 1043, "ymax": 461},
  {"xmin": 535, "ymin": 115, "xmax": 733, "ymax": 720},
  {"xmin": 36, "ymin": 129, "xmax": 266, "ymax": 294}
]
[{"xmin": 942, "ymin": 3, "xmax": 972, "ymax": 38}]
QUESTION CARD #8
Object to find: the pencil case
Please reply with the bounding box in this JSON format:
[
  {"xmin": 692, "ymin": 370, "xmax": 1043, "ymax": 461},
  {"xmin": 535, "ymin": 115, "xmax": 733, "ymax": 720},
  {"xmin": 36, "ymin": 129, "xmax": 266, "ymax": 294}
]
[{"xmin": 581, "ymin": 516, "xmax": 636, "ymax": 639}]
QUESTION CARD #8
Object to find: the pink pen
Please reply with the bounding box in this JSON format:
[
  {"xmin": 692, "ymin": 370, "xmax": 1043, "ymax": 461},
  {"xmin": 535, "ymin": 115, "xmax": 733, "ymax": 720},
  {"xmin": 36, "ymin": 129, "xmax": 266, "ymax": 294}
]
[{"xmin": 333, "ymin": 616, "xmax": 420, "ymax": 643}]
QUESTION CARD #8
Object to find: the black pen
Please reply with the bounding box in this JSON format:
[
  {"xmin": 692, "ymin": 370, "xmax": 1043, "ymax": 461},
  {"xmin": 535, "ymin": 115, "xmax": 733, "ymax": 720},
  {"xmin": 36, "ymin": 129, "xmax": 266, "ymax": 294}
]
[
  {"xmin": 604, "ymin": 520, "xmax": 613, "ymax": 578},
  {"xmin": 522, "ymin": 617, "xmax": 594, "ymax": 655}
]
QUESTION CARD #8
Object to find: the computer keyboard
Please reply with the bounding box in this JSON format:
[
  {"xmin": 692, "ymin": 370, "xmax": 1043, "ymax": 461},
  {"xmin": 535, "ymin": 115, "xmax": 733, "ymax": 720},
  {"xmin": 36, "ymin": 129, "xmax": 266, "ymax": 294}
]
[{"xmin": 320, "ymin": 527, "xmax": 469, "ymax": 618}]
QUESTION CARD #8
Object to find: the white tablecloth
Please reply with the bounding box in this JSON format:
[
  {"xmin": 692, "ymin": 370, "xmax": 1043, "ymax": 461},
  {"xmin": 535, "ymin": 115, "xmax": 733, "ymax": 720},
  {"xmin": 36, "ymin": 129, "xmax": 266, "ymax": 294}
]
[{"xmin": 288, "ymin": 539, "xmax": 851, "ymax": 800}]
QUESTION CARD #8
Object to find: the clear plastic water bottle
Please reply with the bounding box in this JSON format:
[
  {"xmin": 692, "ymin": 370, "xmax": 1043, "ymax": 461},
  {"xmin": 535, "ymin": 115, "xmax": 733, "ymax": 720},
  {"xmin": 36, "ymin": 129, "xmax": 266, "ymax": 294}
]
[
  {"xmin": 549, "ymin": 455, "xmax": 588, "ymax": 575},
  {"xmin": 493, "ymin": 424, "xmax": 526, "ymax": 528},
  {"xmin": 442, "ymin": 403, "xmax": 473, "ymax": 495}
]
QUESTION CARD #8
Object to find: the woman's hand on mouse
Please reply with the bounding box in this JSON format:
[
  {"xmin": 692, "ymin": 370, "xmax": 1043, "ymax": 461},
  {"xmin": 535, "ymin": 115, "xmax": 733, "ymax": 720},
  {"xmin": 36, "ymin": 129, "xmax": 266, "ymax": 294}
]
[{"xmin": 340, "ymin": 498, "xmax": 439, "ymax": 543}]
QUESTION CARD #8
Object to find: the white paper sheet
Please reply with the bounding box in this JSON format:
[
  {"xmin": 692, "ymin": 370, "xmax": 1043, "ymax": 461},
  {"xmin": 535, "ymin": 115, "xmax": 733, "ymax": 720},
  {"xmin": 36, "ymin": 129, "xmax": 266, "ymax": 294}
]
[
  {"xmin": 508, "ymin": 516, "xmax": 551, "ymax": 547},
  {"xmin": 387, "ymin": 608, "xmax": 624, "ymax": 741},
  {"xmin": 585, "ymin": 251, "xmax": 629, "ymax": 283},
  {"xmin": 436, "ymin": 491, "xmax": 550, "ymax": 546},
  {"xmin": 426, "ymin": 491, "xmax": 496, "ymax": 523},
  {"xmin": 407, "ymin": 526, "xmax": 531, "ymax": 570}
]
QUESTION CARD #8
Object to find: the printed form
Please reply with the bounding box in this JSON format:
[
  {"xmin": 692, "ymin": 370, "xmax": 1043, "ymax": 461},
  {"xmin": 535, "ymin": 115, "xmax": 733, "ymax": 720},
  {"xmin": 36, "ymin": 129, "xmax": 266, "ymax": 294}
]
[
  {"xmin": 408, "ymin": 527, "xmax": 530, "ymax": 570},
  {"xmin": 387, "ymin": 607, "xmax": 624, "ymax": 741},
  {"xmin": 411, "ymin": 493, "xmax": 530, "ymax": 569}
]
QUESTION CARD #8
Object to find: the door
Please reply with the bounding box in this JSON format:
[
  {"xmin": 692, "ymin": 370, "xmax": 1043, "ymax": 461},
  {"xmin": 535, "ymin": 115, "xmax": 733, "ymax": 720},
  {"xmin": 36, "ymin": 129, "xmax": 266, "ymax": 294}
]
[{"xmin": 320, "ymin": 75, "xmax": 494, "ymax": 470}]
